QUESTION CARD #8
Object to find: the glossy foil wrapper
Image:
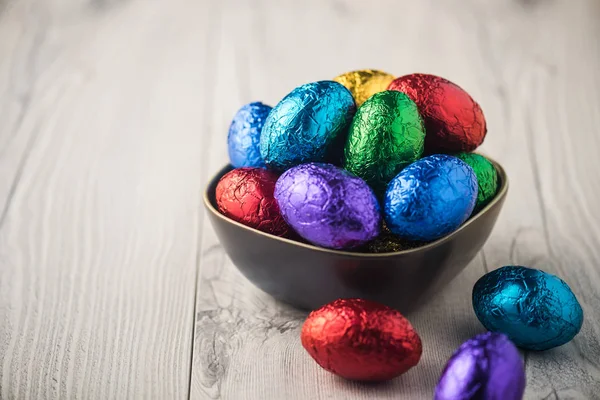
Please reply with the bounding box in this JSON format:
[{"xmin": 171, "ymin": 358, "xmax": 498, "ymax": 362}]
[
  {"xmin": 301, "ymin": 298, "xmax": 422, "ymax": 381},
  {"xmin": 343, "ymin": 91, "xmax": 425, "ymax": 195},
  {"xmin": 274, "ymin": 163, "xmax": 380, "ymax": 249},
  {"xmin": 473, "ymin": 266, "xmax": 583, "ymax": 351},
  {"xmin": 215, "ymin": 168, "xmax": 289, "ymax": 237},
  {"xmin": 384, "ymin": 155, "xmax": 477, "ymax": 241},
  {"xmin": 388, "ymin": 73, "xmax": 487, "ymax": 152},
  {"xmin": 333, "ymin": 69, "xmax": 395, "ymax": 106},
  {"xmin": 434, "ymin": 332, "xmax": 526, "ymax": 400},
  {"xmin": 456, "ymin": 152, "xmax": 499, "ymax": 212},
  {"xmin": 227, "ymin": 101, "xmax": 272, "ymax": 168},
  {"xmin": 260, "ymin": 81, "xmax": 355, "ymax": 171}
]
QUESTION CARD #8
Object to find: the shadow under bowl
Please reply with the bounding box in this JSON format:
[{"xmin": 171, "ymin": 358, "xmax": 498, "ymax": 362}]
[{"xmin": 203, "ymin": 158, "xmax": 508, "ymax": 313}]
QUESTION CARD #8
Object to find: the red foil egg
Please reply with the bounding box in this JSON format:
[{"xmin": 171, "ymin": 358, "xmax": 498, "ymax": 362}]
[
  {"xmin": 301, "ymin": 298, "xmax": 422, "ymax": 381},
  {"xmin": 215, "ymin": 168, "xmax": 290, "ymax": 237},
  {"xmin": 388, "ymin": 73, "xmax": 486, "ymax": 152}
]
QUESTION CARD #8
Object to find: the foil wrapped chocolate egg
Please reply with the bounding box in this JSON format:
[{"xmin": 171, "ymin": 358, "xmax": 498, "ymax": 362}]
[
  {"xmin": 384, "ymin": 154, "xmax": 477, "ymax": 241},
  {"xmin": 473, "ymin": 266, "xmax": 584, "ymax": 351},
  {"xmin": 434, "ymin": 332, "xmax": 526, "ymax": 400},
  {"xmin": 215, "ymin": 168, "xmax": 289, "ymax": 237},
  {"xmin": 333, "ymin": 69, "xmax": 395, "ymax": 106},
  {"xmin": 274, "ymin": 163, "xmax": 380, "ymax": 249},
  {"xmin": 227, "ymin": 102, "xmax": 272, "ymax": 168},
  {"xmin": 456, "ymin": 152, "xmax": 499, "ymax": 213},
  {"xmin": 301, "ymin": 298, "xmax": 422, "ymax": 381},
  {"xmin": 343, "ymin": 90, "xmax": 425, "ymax": 195},
  {"xmin": 388, "ymin": 73, "xmax": 487, "ymax": 153},
  {"xmin": 260, "ymin": 81, "xmax": 355, "ymax": 171}
]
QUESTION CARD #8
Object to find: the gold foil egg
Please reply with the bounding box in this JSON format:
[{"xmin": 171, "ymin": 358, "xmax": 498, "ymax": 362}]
[{"xmin": 333, "ymin": 69, "xmax": 395, "ymax": 106}]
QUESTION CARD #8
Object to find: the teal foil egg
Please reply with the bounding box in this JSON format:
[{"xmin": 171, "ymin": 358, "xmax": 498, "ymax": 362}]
[
  {"xmin": 473, "ymin": 266, "xmax": 583, "ymax": 351},
  {"xmin": 260, "ymin": 81, "xmax": 355, "ymax": 171}
]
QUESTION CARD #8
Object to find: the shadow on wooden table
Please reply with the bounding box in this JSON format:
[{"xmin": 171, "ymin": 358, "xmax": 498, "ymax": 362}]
[{"xmin": 331, "ymin": 354, "xmax": 442, "ymax": 398}]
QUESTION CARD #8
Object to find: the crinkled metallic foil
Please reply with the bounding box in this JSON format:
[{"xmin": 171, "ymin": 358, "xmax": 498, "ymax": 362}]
[
  {"xmin": 301, "ymin": 298, "xmax": 422, "ymax": 381},
  {"xmin": 456, "ymin": 152, "xmax": 499, "ymax": 212},
  {"xmin": 274, "ymin": 163, "xmax": 380, "ymax": 249},
  {"xmin": 333, "ymin": 69, "xmax": 395, "ymax": 106},
  {"xmin": 384, "ymin": 155, "xmax": 477, "ymax": 241},
  {"xmin": 227, "ymin": 102, "xmax": 271, "ymax": 168},
  {"xmin": 215, "ymin": 168, "xmax": 290, "ymax": 237},
  {"xmin": 434, "ymin": 332, "xmax": 526, "ymax": 400},
  {"xmin": 473, "ymin": 266, "xmax": 584, "ymax": 351},
  {"xmin": 343, "ymin": 91, "xmax": 425, "ymax": 196},
  {"xmin": 388, "ymin": 73, "xmax": 487, "ymax": 153},
  {"xmin": 260, "ymin": 81, "xmax": 355, "ymax": 171}
]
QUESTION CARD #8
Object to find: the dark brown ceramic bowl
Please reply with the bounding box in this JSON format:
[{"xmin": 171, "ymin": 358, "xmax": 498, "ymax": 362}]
[{"xmin": 204, "ymin": 158, "xmax": 508, "ymax": 313}]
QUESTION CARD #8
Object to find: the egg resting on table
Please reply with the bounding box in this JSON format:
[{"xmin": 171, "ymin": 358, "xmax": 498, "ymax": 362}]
[
  {"xmin": 472, "ymin": 266, "xmax": 584, "ymax": 351},
  {"xmin": 434, "ymin": 332, "xmax": 526, "ymax": 400},
  {"xmin": 274, "ymin": 163, "xmax": 380, "ymax": 249},
  {"xmin": 260, "ymin": 81, "xmax": 355, "ymax": 171},
  {"xmin": 388, "ymin": 73, "xmax": 487, "ymax": 153},
  {"xmin": 301, "ymin": 298, "xmax": 422, "ymax": 381},
  {"xmin": 384, "ymin": 154, "xmax": 477, "ymax": 241},
  {"xmin": 215, "ymin": 168, "xmax": 289, "ymax": 237},
  {"xmin": 343, "ymin": 90, "xmax": 425, "ymax": 195},
  {"xmin": 333, "ymin": 69, "xmax": 395, "ymax": 106},
  {"xmin": 227, "ymin": 102, "xmax": 272, "ymax": 168},
  {"xmin": 456, "ymin": 152, "xmax": 499, "ymax": 213}
]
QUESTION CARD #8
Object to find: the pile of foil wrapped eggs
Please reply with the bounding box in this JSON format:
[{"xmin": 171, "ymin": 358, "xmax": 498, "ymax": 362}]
[
  {"xmin": 216, "ymin": 70, "xmax": 501, "ymax": 252},
  {"xmin": 299, "ymin": 265, "xmax": 583, "ymax": 400},
  {"xmin": 214, "ymin": 70, "xmax": 586, "ymax": 399}
]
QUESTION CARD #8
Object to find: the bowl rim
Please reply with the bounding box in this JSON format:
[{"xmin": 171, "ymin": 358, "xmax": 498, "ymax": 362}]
[{"xmin": 203, "ymin": 154, "xmax": 508, "ymax": 258}]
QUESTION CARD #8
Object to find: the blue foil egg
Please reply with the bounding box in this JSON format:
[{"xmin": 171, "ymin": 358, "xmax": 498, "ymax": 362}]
[
  {"xmin": 260, "ymin": 81, "xmax": 356, "ymax": 171},
  {"xmin": 473, "ymin": 266, "xmax": 584, "ymax": 351},
  {"xmin": 384, "ymin": 154, "xmax": 477, "ymax": 241},
  {"xmin": 435, "ymin": 332, "xmax": 525, "ymax": 400},
  {"xmin": 227, "ymin": 102, "xmax": 272, "ymax": 168}
]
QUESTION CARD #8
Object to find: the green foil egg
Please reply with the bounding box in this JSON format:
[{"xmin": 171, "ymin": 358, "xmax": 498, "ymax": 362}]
[
  {"xmin": 343, "ymin": 91, "xmax": 425, "ymax": 195},
  {"xmin": 456, "ymin": 153, "xmax": 499, "ymax": 212}
]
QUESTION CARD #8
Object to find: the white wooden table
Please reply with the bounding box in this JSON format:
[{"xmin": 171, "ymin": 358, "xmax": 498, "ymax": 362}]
[{"xmin": 1, "ymin": 0, "xmax": 599, "ymax": 399}]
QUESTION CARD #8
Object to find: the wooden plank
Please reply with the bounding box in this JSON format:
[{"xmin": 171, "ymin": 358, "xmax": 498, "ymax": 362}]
[
  {"xmin": 0, "ymin": 0, "xmax": 209, "ymax": 398},
  {"xmin": 192, "ymin": 0, "xmax": 600, "ymax": 399},
  {"xmin": 460, "ymin": 0, "xmax": 600, "ymax": 398},
  {"xmin": 192, "ymin": 0, "xmax": 493, "ymax": 399}
]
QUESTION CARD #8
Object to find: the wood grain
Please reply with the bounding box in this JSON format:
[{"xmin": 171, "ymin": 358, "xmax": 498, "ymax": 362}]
[
  {"xmin": 1, "ymin": 0, "xmax": 599, "ymax": 398},
  {"xmin": 192, "ymin": 0, "xmax": 600, "ymax": 399},
  {"xmin": 460, "ymin": 1, "xmax": 600, "ymax": 398},
  {"xmin": 0, "ymin": 0, "xmax": 209, "ymax": 398}
]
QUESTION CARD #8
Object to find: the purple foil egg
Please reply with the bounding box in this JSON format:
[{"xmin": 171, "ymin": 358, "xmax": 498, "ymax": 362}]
[
  {"xmin": 435, "ymin": 332, "xmax": 526, "ymax": 400},
  {"xmin": 274, "ymin": 163, "xmax": 381, "ymax": 249}
]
